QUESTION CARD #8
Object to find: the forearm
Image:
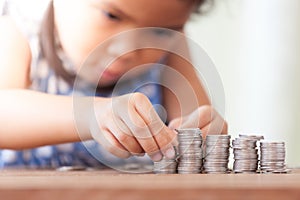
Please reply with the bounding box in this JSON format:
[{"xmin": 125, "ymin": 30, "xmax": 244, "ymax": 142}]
[
  {"xmin": 162, "ymin": 35, "xmax": 210, "ymax": 121},
  {"xmin": 0, "ymin": 89, "xmax": 97, "ymax": 149},
  {"xmin": 163, "ymin": 55, "xmax": 210, "ymax": 121}
]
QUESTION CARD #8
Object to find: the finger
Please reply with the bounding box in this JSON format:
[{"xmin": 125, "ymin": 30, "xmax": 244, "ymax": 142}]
[
  {"xmin": 127, "ymin": 114, "xmax": 164, "ymax": 161},
  {"xmin": 168, "ymin": 117, "xmax": 182, "ymax": 130},
  {"xmin": 130, "ymin": 93, "xmax": 176, "ymax": 159},
  {"xmin": 201, "ymin": 117, "xmax": 228, "ymax": 138},
  {"xmin": 181, "ymin": 106, "xmax": 213, "ymax": 129},
  {"xmin": 135, "ymin": 99, "xmax": 178, "ymax": 159},
  {"xmin": 121, "ymin": 104, "xmax": 163, "ymax": 161},
  {"xmin": 151, "ymin": 120, "xmax": 178, "ymax": 159},
  {"xmin": 114, "ymin": 93, "xmax": 162, "ymax": 161},
  {"xmin": 170, "ymin": 130, "xmax": 179, "ymax": 146},
  {"xmin": 107, "ymin": 117, "xmax": 144, "ymax": 156},
  {"xmin": 91, "ymin": 125, "xmax": 131, "ymax": 159}
]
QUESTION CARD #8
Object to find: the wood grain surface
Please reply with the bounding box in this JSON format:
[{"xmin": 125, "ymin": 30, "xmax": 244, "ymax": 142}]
[{"xmin": 0, "ymin": 169, "xmax": 300, "ymax": 200}]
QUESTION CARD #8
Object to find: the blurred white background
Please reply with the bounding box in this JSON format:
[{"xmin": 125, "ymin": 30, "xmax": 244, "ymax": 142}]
[{"xmin": 186, "ymin": 0, "xmax": 300, "ymax": 167}]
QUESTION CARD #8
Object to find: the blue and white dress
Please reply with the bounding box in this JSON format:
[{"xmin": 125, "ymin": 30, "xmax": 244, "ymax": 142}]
[{"xmin": 0, "ymin": 0, "xmax": 164, "ymax": 169}]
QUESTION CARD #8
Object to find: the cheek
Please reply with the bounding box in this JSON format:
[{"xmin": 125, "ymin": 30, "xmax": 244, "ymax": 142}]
[
  {"xmin": 139, "ymin": 49, "xmax": 167, "ymax": 63},
  {"xmin": 57, "ymin": 3, "xmax": 113, "ymax": 68},
  {"xmin": 121, "ymin": 49, "xmax": 166, "ymax": 73},
  {"xmin": 120, "ymin": 49, "xmax": 166, "ymax": 77},
  {"xmin": 63, "ymin": 33, "xmax": 105, "ymax": 69}
]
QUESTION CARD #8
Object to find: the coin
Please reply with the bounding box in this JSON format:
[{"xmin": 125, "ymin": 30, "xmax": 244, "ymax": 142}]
[
  {"xmin": 232, "ymin": 134, "xmax": 263, "ymax": 173},
  {"xmin": 203, "ymin": 134, "xmax": 231, "ymax": 174},
  {"xmin": 176, "ymin": 128, "xmax": 203, "ymax": 174},
  {"xmin": 56, "ymin": 166, "xmax": 87, "ymax": 171},
  {"xmin": 260, "ymin": 141, "xmax": 287, "ymax": 173},
  {"xmin": 153, "ymin": 156, "xmax": 177, "ymax": 174}
]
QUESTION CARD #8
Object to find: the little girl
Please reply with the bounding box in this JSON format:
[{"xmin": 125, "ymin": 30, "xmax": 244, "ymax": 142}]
[{"xmin": 0, "ymin": 0, "xmax": 227, "ymax": 169}]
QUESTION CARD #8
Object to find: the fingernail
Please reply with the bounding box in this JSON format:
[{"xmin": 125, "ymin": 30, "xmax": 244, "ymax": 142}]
[
  {"xmin": 165, "ymin": 147, "xmax": 175, "ymax": 159},
  {"xmin": 132, "ymin": 153, "xmax": 145, "ymax": 157},
  {"xmin": 151, "ymin": 152, "xmax": 163, "ymax": 162},
  {"xmin": 137, "ymin": 153, "xmax": 145, "ymax": 157}
]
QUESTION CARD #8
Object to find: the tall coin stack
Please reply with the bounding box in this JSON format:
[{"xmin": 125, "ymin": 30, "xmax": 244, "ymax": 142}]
[
  {"xmin": 232, "ymin": 134, "xmax": 264, "ymax": 173},
  {"xmin": 177, "ymin": 128, "xmax": 203, "ymax": 174},
  {"xmin": 260, "ymin": 142, "xmax": 287, "ymax": 173},
  {"xmin": 203, "ymin": 135, "xmax": 231, "ymax": 174},
  {"xmin": 153, "ymin": 155, "xmax": 177, "ymax": 174}
]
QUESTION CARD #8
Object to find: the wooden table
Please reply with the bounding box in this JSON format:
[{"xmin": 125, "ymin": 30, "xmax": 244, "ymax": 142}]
[{"xmin": 0, "ymin": 169, "xmax": 300, "ymax": 200}]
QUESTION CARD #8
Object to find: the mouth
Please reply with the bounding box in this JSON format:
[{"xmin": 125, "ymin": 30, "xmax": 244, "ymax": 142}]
[{"xmin": 100, "ymin": 70, "xmax": 121, "ymax": 81}]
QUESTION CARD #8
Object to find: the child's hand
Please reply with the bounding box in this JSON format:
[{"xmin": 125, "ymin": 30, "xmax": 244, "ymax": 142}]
[
  {"xmin": 92, "ymin": 93, "xmax": 177, "ymax": 162},
  {"xmin": 168, "ymin": 105, "xmax": 228, "ymax": 137}
]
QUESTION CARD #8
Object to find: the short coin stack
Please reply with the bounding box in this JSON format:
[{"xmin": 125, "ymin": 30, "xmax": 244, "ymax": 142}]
[
  {"xmin": 260, "ymin": 142, "xmax": 287, "ymax": 173},
  {"xmin": 153, "ymin": 155, "xmax": 177, "ymax": 174},
  {"xmin": 177, "ymin": 128, "xmax": 203, "ymax": 174},
  {"xmin": 232, "ymin": 134, "xmax": 264, "ymax": 173},
  {"xmin": 203, "ymin": 135, "xmax": 231, "ymax": 173}
]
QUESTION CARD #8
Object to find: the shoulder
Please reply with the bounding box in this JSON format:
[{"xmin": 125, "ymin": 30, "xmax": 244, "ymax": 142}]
[
  {"xmin": 0, "ymin": 16, "xmax": 31, "ymax": 63},
  {"xmin": 0, "ymin": 16, "xmax": 31, "ymax": 88},
  {"xmin": 0, "ymin": 16, "xmax": 25, "ymax": 38}
]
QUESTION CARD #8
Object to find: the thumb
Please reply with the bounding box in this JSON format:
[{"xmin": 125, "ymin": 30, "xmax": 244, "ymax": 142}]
[
  {"xmin": 168, "ymin": 115, "xmax": 192, "ymax": 130},
  {"xmin": 168, "ymin": 117, "xmax": 182, "ymax": 130},
  {"xmin": 169, "ymin": 107, "xmax": 208, "ymax": 129}
]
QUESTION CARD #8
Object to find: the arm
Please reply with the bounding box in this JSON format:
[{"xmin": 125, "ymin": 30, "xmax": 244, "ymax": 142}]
[
  {"xmin": 0, "ymin": 90, "xmax": 95, "ymax": 149},
  {"xmin": 0, "ymin": 17, "xmax": 92, "ymax": 149},
  {"xmin": 163, "ymin": 36, "xmax": 227, "ymax": 135},
  {"xmin": 162, "ymin": 37, "xmax": 210, "ymax": 121},
  {"xmin": 0, "ymin": 17, "xmax": 177, "ymax": 161},
  {"xmin": 0, "ymin": 16, "xmax": 31, "ymax": 89}
]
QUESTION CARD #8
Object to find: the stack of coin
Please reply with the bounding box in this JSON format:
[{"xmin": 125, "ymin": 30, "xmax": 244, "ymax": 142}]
[
  {"xmin": 203, "ymin": 135, "xmax": 231, "ymax": 174},
  {"xmin": 232, "ymin": 134, "xmax": 264, "ymax": 173},
  {"xmin": 260, "ymin": 142, "xmax": 287, "ymax": 173},
  {"xmin": 153, "ymin": 156, "xmax": 177, "ymax": 174},
  {"xmin": 177, "ymin": 128, "xmax": 203, "ymax": 174}
]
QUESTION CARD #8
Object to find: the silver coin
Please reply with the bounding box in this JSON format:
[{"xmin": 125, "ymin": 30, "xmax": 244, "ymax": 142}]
[
  {"xmin": 178, "ymin": 170, "xmax": 201, "ymax": 174},
  {"xmin": 239, "ymin": 134, "xmax": 264, "ymax": 140},
  {"xmin": 259, "ymin": 141, "xmax": 287, "ymax": 173},
  {"xmin": 56, "ymin": 166, "xmax": 87, "ymax": 171},
  {"xmin": 174, "ymin": 129, "xmax": 204, "ymax": 174},
  {"xmin": 232, "ymin": 134, "xmax": 263, "ymax": 173},
  {"xmin": 203, "ymin": 134, "xmax": 230, "ymax": 174},
  {"xmin": 153, "ymin": 146, "xmax": 178, "ymax": 174}
]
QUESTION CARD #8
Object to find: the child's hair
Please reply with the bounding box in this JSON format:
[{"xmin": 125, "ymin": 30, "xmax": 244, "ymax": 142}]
[
  {"xmin": 40, "ymin": 1, "xmax": 76, "ymax": 85},
  {"xmin": 39, "ymin": 0, "xmax": 212, "ymax": 86},
  {"xmin": 191, "ymin": 0, "xmax": 214, "ymax": 13}
]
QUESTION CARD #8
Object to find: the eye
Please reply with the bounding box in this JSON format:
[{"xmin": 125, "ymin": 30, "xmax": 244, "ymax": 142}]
[{"xmin": 102, "ymin": 10, "xmax": 120, "ymax": 21}]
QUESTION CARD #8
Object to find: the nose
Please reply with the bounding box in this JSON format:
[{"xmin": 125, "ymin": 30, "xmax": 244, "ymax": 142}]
[{"xmin": 106, "ymin": 34, "xmax": 139, "ymax": 60}]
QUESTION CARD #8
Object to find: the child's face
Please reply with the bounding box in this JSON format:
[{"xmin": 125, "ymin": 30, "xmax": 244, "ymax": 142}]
[{"xmin": 54, "ymin": 0, "xmax": 194, "ymax": 86}]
